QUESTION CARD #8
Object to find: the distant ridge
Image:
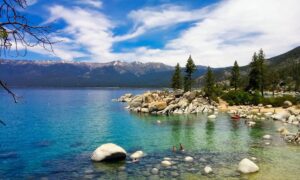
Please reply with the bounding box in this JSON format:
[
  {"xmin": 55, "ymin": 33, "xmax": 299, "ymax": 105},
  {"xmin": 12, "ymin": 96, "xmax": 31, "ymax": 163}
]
[
  {"xmin": 0, "ymin": 59, "xmax": 207, "ymax": 87},
  {"xmin": 197, "ymin": 46, "xmax": 300, "ymax": 85},
  {"xmin": 1, "ymin": 46, "xmax": 299, "ymax": 88}
]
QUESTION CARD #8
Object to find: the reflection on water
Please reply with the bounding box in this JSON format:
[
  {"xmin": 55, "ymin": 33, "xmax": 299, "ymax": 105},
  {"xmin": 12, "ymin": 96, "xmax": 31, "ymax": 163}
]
[{"xmin": 0, "ymin": 88, "xmax": 299, "ymax": 179}]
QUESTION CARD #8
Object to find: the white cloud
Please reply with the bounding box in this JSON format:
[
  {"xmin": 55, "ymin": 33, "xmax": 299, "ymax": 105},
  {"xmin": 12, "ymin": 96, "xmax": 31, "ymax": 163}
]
[
  {"xmin": 27, "ymin": 0, "xmax": 38, "ymax": 6},
  {"xmin": 117, "ymin": 0, "xmax": 300, "ymax": 67},
  {"xmin": 45, "ymin": 5, "xmax": 115, "ymax": 61},
  {"xmin": 114, "ymin": 4, "xmax": 212, "ymax": 41},
  {"xmin": 30, "ymin": 0, "xmax": 300, "ymax": 67},
  {"xmin": 75, "ymin": 0, "xmax": 102, "ymax": 8}
]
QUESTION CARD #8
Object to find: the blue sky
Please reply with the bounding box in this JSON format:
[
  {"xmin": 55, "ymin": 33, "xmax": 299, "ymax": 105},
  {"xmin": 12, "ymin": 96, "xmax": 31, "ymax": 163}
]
[{"xmin": 6, "ymin": 0, "xmax": 300, "ymax": 67}]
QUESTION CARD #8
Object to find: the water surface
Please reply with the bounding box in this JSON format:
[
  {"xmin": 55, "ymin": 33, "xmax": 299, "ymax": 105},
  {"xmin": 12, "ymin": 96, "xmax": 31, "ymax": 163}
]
[{"xmin": 0, "ymin": 88, "xmax": 299, "ymax": 179}]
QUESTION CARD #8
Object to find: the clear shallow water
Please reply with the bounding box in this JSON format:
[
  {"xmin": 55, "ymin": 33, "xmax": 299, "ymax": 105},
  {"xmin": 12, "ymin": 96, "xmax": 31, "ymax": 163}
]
[{"xmin": 0, "ymin": 88, "xmax": 299, "ymax": 179}]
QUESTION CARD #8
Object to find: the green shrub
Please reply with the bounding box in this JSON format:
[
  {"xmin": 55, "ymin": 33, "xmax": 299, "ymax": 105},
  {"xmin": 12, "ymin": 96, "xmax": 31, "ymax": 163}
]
[
  {"xmin": 222, "ymin": 90, "xmax": 300, "ymax": 107},
  {"xmin": 261, "ymin": 95, "xmax": 298, "ymax": 107},
  {"xmin": 221, "ymin": 90, "xmax": 254, "ymax": 105}
]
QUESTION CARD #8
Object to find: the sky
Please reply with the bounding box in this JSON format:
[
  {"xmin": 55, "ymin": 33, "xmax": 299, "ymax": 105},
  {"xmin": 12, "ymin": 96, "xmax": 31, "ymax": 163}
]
[{"xmin": 7, "ymin": 0, "xmax": 300, "ymax": 67}]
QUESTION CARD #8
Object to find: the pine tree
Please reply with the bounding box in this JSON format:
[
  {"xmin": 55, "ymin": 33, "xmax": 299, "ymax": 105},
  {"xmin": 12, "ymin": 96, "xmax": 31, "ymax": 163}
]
[
  {"xmin": 171, "ymin": 63, "xmax": 182, "ymax": 90},
  {"xmin": 291, "ymin": 59, "xmax": 300, "ymax": 91},
  {"xmin": 247, "ymin": 52, "xmax": 260, "ymax": 91},
  {"xmin": 266, "ymin": 69, "xmax": 279, "ymax": 96},
  {"xmin": 230, "ymin": 60, "xmax": 240, "ymax": 91},
  {"xmin": 184, "ymin": 55, "xmax": 197, "ymax": 92},
  {"xmin": 257, "ymin": 49, "xmax": 266, "ymax": 96},
  {"xmin": 204, "ymin": 66, "xmax": 215, "ymax": 102}
]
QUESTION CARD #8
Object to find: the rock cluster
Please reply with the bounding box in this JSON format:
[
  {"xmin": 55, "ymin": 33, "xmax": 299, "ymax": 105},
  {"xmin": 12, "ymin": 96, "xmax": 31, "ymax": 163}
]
[{"xmin": 117, "ymin": 90, "xmax": 218, "ymax": 115}]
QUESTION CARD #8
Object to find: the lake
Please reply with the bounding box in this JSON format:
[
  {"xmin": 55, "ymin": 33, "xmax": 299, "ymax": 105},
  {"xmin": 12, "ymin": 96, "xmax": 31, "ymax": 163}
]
[{"xmin": 0, "ymin": 88, "xmax": 299, "ymax": 179}]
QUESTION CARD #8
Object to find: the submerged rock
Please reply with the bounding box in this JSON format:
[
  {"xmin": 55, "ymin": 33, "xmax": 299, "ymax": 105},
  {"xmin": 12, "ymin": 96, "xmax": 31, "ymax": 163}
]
[
  {"xmin": 130, "ymin": 151, "xmax": 144, "ymax": 160},
  {"xmin": 277, "ymin": 127, "xmax": 290, "ymax": 135},
  {"xmin": 208, "ymin": 115, "xmax": 217, "ymax": 119},
  {"xmin": 204, "ymin": 166, "xmax": 213, "ymax": 174},
  {"xmin": 151, "ymin": 168, "xmax": 159, "ymax": 175},
  {"xmin": 161, "ymin": 160, "xmax": 172, "ymax": 167},
  {"xmin": 238, "ymin": 158, "xmax": 259, "ymax": 174},
  {"xmin": 184, "ymin": 156, "xmax": 194, "ymax": 162},
  {"xmin": 263, "ymin": 134, "xmax": 272, "ymax": 140},
  {"xmin": 91, "ymin": 143, "xmax": 127, "ymax": 162}
]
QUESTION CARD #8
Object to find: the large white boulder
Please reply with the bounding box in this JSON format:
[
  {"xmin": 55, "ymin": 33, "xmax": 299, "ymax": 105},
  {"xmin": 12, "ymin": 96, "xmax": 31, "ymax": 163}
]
[
  {"xmin": 238, "ymin": 158, "xmax": 259, "ymax": 174},
  {"xmin": 91, "ymin": 143, "xmax": 127, "ymax": 162},
  {"xmin": 272, "ymin": 111, "xmax": 290, "ymax": 121},
  {"xmin": 130, "ymin": 151, "xmax": 144, "ymax": 160}
]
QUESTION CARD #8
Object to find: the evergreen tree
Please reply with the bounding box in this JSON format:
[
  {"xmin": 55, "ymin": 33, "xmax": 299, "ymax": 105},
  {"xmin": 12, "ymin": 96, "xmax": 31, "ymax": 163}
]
[
  {"xmin": 184, "ymin": 55, "xmax": 197, "ymax": 92},
  {"xmin": 257, "ymin": 49, "xmax": 266, "ymax": 96},
  {"xmin": 266, "ymin": 69, "xmax": 279, "ymax": 96},
  {"xmin": 291, "ymin": 59, "xmax": 300, "ymax": 91},
  {"xmin": 230, "ymin": 60, "xmax": 240, "ymax": 91},
  {"xmin": 247, "ymin": 52, "xmax": 260, "ymax": 91},
  {"xmin": 171, "ymin": 63, "xmax": 182, "ymax": 90},
  {"xmin": 204, "ymin": 66, "xmax": 215, "ymax": 102}
]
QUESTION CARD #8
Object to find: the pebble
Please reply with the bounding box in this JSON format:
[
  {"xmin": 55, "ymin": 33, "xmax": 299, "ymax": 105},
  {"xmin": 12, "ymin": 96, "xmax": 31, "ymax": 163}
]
[
  {"xmin": 151, "ymin": 168, "xmax": 159, "ymax": 175},
  {"xmin": 164, "ymin": 157, "xmax": 171, "ymax": 161},
  {"xmin": 171, "ymin": 171, "xmax": 179, "ymax": 177},
  {"xmin": 263, "ymin": 134, "xmax": 272, "ymax": 140},
  {"xmin": 161, "ymin": 160, "xmax": 172, "ymax": 167},
  {"xmin": 184, "ymin": 156, "xmax": 194, "ymax": 162},
  {"xmin": 204, "ymin": 166, "xmax": 213, "ymax": 174}
]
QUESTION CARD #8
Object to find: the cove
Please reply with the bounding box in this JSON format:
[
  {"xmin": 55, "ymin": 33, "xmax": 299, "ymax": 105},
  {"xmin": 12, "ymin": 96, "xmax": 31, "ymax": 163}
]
[{"xmin": 0, "ymin": 88, "xmax": 299, "ymax": 179}]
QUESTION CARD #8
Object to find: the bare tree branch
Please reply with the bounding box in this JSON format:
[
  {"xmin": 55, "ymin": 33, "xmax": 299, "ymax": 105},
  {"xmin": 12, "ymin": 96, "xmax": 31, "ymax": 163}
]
[
  {"xmin": 0, "ymin": 80, "xmax": 18, "ymax": 103},
  {"xmin": 0, "ymin": 0, "xmax": 56, "ymax": 56}
]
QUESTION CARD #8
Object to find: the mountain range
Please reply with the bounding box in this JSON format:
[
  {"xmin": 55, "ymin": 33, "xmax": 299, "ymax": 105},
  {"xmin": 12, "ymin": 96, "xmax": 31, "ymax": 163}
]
[
  {"xmin": 0, "ymin": 59, "xmax": 208, "ymax": 87},
  {"xmin": 0, "ymin": 46, "xmax": 299, "ymax": 88}
]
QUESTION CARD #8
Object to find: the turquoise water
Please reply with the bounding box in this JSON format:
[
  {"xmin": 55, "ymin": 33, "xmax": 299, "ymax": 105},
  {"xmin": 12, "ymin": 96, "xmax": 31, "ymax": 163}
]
[{"xmin": 0, "ymin": 88, "xmax": 299, "ymax": 179}]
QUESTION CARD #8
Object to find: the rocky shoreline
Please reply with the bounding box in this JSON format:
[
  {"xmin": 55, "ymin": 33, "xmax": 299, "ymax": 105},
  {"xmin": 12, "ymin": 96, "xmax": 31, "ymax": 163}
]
[
  {"xmin": 117, "ymin": 90, "xmax": 218, "ymax": 115},
  {"xmin": 116, "ymin": 90, "xmax": 300, "ymax": 145}
]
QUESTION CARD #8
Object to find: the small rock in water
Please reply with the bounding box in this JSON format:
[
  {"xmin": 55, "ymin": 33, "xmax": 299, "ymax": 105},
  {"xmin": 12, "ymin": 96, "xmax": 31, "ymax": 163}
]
[
  {"xmin": 163, "ymin": 157, "xmax": 171, "ymax": 161},
  {"xmin": 151, "ymin": 168, "xmax": 159, "ymax": 175},
  {"xmin": 277, "ymin": 127, "xmax": 290, "ymax": 135},
  {"xmin": 238, "ymin": 158, "xmax": 259, "ymax": 174},
  {"xmin": 161, "ymin": 160, "xmax": 172, "ymax": 167},
  {"xmin": 130, "ymin": 151, "xmax": 144, "ymax": 160},
  {"xmin": 171, "ymin": 171, "xmax": 179, "ymax": 177},
  {"xmin": 184, "ymin": 156, "xmax": 194, "ymax": 162},
  {"xmin": 156, "ymin": 120, "xmax": 161, "ymax": 124},
  {"xmin": 251, "ymin": 157, "xmax": 257, "ymax": 161},
  {"xmin": 199, "ymin": 158, "xmax": 206, "ymax": 162},
  {"xmin": 204, "ymin": 166, "xmax": 213, "ymax": 174},
  {"xmin": 263, "ymin": 134, "xmax": 272, "ymax": 140},
  {"xmin": 247, "ymin": 121, "xmax": 256, "ymax": 127},
  {"xmin": 265, "ymin": 142, "xmax": 271, "ymax": 145},
  {"xmin": 208, "ymin": 115, "xmax": 216, "ymax": 119}
]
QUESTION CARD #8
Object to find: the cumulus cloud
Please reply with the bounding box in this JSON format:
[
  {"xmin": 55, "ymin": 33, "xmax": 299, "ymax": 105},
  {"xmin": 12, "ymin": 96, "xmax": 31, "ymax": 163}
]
[
  {"xmin": 29, "ymin": 0, "xmax": 300, "ymax": 67},
  {"xmin": 114, "ymin": 4, "xmax": 212, "ymax": 41},
  {"xmin": 119, "ymin": 0, "xmax": 300, "ymax": 67},
  {"xmin": 46, "ymin": 5, "xmax": 115, "ymax": 61}
]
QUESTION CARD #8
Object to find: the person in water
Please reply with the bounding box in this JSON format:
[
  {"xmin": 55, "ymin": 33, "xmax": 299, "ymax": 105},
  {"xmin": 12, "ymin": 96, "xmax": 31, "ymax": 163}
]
[
  {"xmin": 179, "ymin": 143, "xmax": 184, "ymax": 152},
  {"xmin": 172, "ymin": 146, "xmax": 177, "ymax": 152}
]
